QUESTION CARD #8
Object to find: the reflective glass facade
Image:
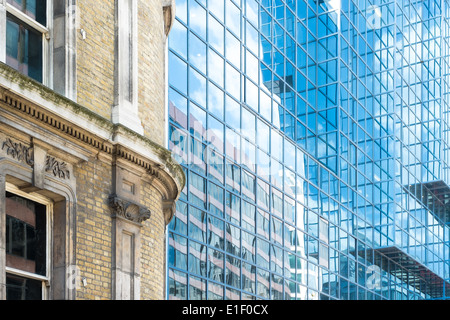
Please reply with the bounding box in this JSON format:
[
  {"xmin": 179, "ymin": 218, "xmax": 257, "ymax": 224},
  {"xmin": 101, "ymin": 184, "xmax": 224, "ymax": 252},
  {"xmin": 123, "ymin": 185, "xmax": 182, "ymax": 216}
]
[{"xmin": 167, "ymin": 0, "xmax": 450, "ymax": 300}]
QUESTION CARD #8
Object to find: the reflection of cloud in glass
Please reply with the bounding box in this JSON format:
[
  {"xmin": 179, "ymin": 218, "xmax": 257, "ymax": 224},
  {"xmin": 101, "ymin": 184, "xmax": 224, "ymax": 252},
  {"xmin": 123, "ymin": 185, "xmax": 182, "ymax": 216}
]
[
  {"xmin": 208, "ymin": 83, "xmax": 224, "ymax": 120},
  {"xmin": 226, "ymin": 63, "xmax": 241, "ymax": 99},
  {"xmin": 245, "ymin": 0, "xmax": 258, "ymax": 27},
  {"xmin": 189, "ymin": 0, "xmax": 206, "ymax": 39},
  {"xmin": 174, "ymin": 0, "xmax": 187, "ymax": 23},
  {"xmin": 321, "ymin": 0, "xmax": 341, "ymax": 27},
  {"xmin": 208, "ymin": 15, "xmax": 224, "ymax": 55},
  {"xmin": 226, "ymin": 0, "xmax": 241, "ymax": 36},
  {"xmin": 169, "ymin": 20, "xmax": 187, "ymax": 59},
  {"xmin": 189, "ymin": 33, "xmax": 206, "ymax": 74},
  {"xmin": 189, "ymin": 68, "xmax": 207, "ymax": 108},
  {"xmin": 246, "ymin": 22, "xmax": 260, "ymax": 56},
  {"xmin": 245, "ymin": 78, "xmax": 259, "ymax": 112}
]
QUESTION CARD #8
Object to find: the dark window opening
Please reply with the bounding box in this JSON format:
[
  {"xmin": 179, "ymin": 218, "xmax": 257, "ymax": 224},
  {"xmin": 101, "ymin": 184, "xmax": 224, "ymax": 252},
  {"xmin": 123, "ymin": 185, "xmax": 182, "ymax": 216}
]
[
  {"xmin": 5, "ymin": 192, "xmax": 47, "ymax": 277},
  {"xmin": 6, "ymin": 274, "xmax": 43, "ymax": 300},
  {"xmin": 6, "ymin": 0, "xmax": 47, "ymax": 25}
]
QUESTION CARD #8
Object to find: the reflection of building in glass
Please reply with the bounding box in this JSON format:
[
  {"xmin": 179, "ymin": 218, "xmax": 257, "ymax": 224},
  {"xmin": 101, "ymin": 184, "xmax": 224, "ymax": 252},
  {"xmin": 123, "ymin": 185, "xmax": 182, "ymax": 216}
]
[{"xmin": 168, "ymin": 0, "xmax": 450, "ymax": 300}]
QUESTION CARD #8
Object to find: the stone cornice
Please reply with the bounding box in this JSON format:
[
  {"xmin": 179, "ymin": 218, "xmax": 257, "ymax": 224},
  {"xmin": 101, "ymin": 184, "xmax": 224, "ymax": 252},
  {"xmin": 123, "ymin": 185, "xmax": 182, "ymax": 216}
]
[{"xmin": 0, "ymin": 63, "xmax": 185, "ymax": 205}]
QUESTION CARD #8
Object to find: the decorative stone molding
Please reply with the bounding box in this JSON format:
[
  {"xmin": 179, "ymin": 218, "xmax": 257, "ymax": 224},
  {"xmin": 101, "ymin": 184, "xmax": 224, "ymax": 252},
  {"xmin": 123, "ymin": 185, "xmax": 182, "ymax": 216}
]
[
  {"xmin": 1, "ymin": 137, "xmax": 34, "ymax": 166},
  {"xmin": 45, "ymin": 156, "xmax": 71, "ymax": 180},
  {"xmin": 162, "ymin": 199, "xmax": 177, "ymax": 225},
  {"xmin": 109, "ymin": 195, "xmax": 151, "ymax": 225},
  {"xmin": 162, "ymin": 0, "xmax": 176, "ymax": 37}
]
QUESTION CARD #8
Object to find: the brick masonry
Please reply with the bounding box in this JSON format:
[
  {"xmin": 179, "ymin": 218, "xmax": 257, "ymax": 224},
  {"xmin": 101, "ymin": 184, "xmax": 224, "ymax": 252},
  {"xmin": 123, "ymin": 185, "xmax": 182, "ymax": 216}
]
[
  {"xmin": 0, "ymin": 0, "xmax": 180, "ymax": 301},
  {"xmin": 137, "ymin": 0, "xmax": 168, "ymax": 146},
  {"xmin": 76, "ymin": 0, "xmax": 168, "ymax": 146},
  {"xmin": 74, "ymin": 159, "xmax": 113, "ymax": 300},
  {"xmin": 72, "ymin": 0, "xmax": 174, "ymax": 300}
]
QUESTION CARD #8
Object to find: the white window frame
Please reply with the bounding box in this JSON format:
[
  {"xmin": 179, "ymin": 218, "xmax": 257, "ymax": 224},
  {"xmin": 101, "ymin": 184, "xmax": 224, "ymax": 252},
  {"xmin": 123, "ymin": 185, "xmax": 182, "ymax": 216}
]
[
  {"xmin": 2, "ymin": 0, "xmax": 53, "ymax": 87},
  {"xmin": 5, "ymin": 182, "xmax": 53, "ymax": 300}
]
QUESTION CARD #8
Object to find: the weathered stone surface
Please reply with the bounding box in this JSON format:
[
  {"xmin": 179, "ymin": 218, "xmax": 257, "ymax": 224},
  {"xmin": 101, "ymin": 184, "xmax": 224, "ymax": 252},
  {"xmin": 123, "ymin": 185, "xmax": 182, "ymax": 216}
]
[{"xmin": 0, "ymin": 0, "xmax": 181, "ymax": 301}]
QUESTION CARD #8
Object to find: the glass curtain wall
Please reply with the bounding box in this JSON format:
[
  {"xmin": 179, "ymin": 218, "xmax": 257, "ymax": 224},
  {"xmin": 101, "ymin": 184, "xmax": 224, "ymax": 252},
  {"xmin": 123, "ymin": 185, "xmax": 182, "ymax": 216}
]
[{"xmin": 167, "ymin": 0, "xmax": 450, "ymax": 300}]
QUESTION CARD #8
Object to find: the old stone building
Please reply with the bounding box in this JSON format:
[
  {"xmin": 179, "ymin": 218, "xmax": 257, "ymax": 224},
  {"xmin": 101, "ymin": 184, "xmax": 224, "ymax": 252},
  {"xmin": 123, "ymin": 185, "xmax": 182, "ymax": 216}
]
[{"xmin": 0, "ymin": 0, "xmax": 184, "ymax": 300}]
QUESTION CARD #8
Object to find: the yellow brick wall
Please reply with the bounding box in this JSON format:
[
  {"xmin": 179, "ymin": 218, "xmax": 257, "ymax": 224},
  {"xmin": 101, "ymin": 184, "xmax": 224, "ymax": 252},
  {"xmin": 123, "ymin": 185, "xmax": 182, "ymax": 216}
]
[
  {"xmin": 74, "ymin": 159, "xmax": 113, "ymax": 300},
  {"xmin": 73, "ymin": 158, "xmax": 169, "ymax": 300},
  {"xmin": 76, "ymin": 0, "xmax": 115, "ymax": 120},
  {"xmin": 140, "ymin": 182, "xmax": 166, "ymax": 300},
  {"xmin": 72, "ymin": 0, "xmax": 171, "ymax": 300},
  {"xmin": 75, "ymin": 0, "xmax": 168, "ymax": 146},
  {"xmin": 137, "ymin": 0, "xmax": 167, "ymax": 146}
]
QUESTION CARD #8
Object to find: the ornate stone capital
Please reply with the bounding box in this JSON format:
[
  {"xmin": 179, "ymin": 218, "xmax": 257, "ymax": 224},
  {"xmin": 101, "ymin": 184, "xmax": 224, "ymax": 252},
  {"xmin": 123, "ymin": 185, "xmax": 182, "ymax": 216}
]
[{"xmin": 109, "ymin": 195, "xmax": 151, "ymax": 225}]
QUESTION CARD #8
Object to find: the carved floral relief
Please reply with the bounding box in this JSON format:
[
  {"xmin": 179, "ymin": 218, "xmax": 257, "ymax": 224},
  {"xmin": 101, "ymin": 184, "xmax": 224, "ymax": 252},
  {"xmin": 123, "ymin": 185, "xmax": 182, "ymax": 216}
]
[
  {"xmin": 45, "ymin": 156, "xmax": 71, "ymax": 180},
  {"xmin": 1, "ymin": 138, "xmax": 34, "ymax": 166}
]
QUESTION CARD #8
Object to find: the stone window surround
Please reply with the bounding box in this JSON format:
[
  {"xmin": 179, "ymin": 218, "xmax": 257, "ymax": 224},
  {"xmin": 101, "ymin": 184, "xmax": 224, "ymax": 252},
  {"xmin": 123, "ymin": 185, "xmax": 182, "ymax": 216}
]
[
  {"xmin": 0, "ymin": 0, "xmax": 77, "ymax": 100},
  {"xmin": 4, "ymin": 183, "xmax": 53, "ymax": 300},
  {"xmin": 0, "ymin": 146, "xmax": 77, "ymax": 300}
]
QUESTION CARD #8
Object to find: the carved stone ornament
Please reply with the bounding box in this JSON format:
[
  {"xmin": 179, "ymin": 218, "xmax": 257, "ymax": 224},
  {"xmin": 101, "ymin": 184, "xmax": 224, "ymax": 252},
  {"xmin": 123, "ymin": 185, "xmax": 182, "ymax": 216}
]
[
  {"xmin": 109, "ymin": 195, "xmax": 151, "ymax": 224},
  {"xmin": 162, "ymin": 200, "xmax": 176, "ymax": 225},
  {"xmin": 2, "ymin": 138, "xmax": 34, "ymax": 166},
  {"xmin": 45, "ymin": 156, "xmax": 71, "ymax": 180}
]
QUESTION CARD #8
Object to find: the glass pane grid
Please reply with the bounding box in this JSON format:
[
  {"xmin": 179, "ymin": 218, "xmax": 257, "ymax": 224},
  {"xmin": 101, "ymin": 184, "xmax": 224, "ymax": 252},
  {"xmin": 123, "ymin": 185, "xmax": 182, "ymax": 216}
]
[{"xmin": 168, "ymin": 0, "xmax": 450, "ymax": 301}]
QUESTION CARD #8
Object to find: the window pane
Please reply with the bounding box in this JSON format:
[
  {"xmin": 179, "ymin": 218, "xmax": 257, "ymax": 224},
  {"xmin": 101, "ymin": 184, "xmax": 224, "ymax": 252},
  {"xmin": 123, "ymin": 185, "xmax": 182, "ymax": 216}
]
[
  {"xmin": 168, "ymin": 269, "xmax": 187, "ymax": 300},
  {"xmin": 7, "ymin": 0, "xmax": 47, "ymax": 25},
  {"xmin": 169, "ymin": 19, "xmax": 187, "ymax": 59},
  {"xmin": 169, "ymin": 51, "xmax": 188, "ymax": 95},
  {"xmin": 6, "ymin": 274, "xmax": 42, "ymax": 300},
  {"xmin": 6, "ymin": 192, "xmax": 46, "ymax": 276},
  {"xmin": 226, "ymin": 255, "xmax": 240, "ymax": 288},
  {"xmin": 6, "ymin": 15, "xmax": 43, "ymax": 82}
]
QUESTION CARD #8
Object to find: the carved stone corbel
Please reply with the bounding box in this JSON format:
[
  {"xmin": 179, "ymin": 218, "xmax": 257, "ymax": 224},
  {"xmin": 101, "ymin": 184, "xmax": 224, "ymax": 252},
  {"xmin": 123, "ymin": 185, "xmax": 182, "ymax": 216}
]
[
  {"xmin": 162, "ymin": 0, "xmax": 176, "ymax": 36},
  {"xmin": 162, "ymin": 199, "xmax": 176, "ymax": 225},
  {"xmin": 109, "ymin": 195, "xmax": 151, "ymax": 225}
]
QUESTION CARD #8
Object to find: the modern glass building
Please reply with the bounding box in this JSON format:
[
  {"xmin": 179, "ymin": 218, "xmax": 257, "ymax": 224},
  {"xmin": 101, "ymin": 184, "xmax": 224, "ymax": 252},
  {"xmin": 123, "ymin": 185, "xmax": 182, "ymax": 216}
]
[{"xmin": 166, "ymin": 0, "xmax": 450, "ymax": 300}]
